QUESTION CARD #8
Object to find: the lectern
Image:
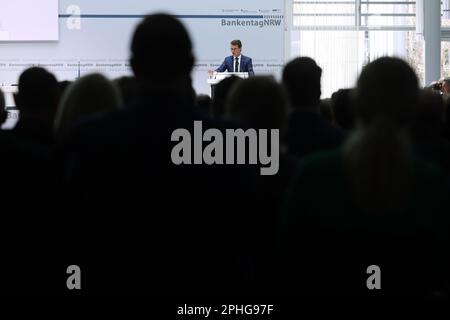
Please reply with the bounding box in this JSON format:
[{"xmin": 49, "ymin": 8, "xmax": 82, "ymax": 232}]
[{"xmin": 207, "ymin": 72, "xmax": 249, "ymax": 99}]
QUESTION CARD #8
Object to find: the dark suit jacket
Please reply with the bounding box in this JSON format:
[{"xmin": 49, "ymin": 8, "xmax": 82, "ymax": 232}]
[{"xmin": 216, "ymin": 55, "xmax": 255, "ymax": 76}]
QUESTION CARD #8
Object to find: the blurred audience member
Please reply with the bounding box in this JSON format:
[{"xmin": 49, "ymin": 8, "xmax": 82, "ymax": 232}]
[
  {"xmin": 0, "ymin": 67, "xmax": 65, "ymax": 298},
  {"xmin": 58, "ymin": 80, "xmax": 72, "ymax": 97},
  {"xmin": 318, "ymin": 98, "xmax": 333, "ymax": 124},
  {"xmin": 411, "ymin": 90, "xmax": 450, "ymax": 173},
  {"xmin": 64, "ymin": 14, "xmax": 254, "ymax": 299},
  {"xmin": 12, "ymin": 67, "xmax": 59, "ymax": 145},
  {"xmin": 196, "ymin": 94, "xmax": 211, "ymax": 114},
  {"xmin": 211, "ymin": 75, "xmax": 242, "ymax": 117},
  {"xmin": 227, "ymin": 76, "xmax": 286, "ymax": 131},
  {"xmin": 54, "ymin": 73, "xmax": 122, "ymax": 141},
  {"xmin": 114, "ymin": 76, "xmax": 137, "ymax": 106},
  {"xmin": 0, "ymin": 88, "xmax": 6, "ymax": 125},
  {"xmin": 282, "ymin": 57, "xmax": 346, "ymax": 157},
  {"xmin": 280, "ymin": 57, "xmax": 450, "ymax": 299},
  {"xmin": 331, "ymin": 88, "xmax": 355, "ymax": 130},
  {"xmin": 226, "ymin": 76, "xmax": 295, "ymax": 297}
]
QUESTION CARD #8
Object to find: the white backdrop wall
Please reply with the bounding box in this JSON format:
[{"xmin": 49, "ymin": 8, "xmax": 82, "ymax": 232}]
[{"xmin": 0, "ymin": 0, "xmax": 286, "ymax": 96}]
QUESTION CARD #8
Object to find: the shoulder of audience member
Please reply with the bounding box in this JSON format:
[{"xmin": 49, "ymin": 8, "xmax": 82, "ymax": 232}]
[
  {"xmin": 413, "ymin": 157, "xmax": 450, "ymax": 188},
  {"xmin": 193, "ymin": 108, "xmax": 248, "ymax": 131},
  {"xmin": 64, "ymin": 108, "xmax": 128, "ymax": 147},
  {"xmin": 284, "ymin": 148, "xmax": 342, "ymax": 196}
]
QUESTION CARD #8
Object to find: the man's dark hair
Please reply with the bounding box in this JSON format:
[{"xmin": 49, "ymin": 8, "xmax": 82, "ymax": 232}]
[
  {"xmin": 231, "ymin": 40, "xmax": 242, "ymax": 49},
  {"xmin": 211, "ymin": 76, "xmax": 242, "ymax": 117},
  {"xmin": 331, "ymin": 88, "xmax": 355, "ymax": 130},
  {"xmin": 114, "ymin": 76, "xmax": 137, "ymax": 106},
  {"xmin": 58, "ymin": 80, "xmax": 73, "ymax": 97},
  {"xmin": 0, "ymin": 88, "xmax": 6, "ymax": 125},
  {"xmin": 196, "ymin": 94, "xmax": 212, "ymax": 113},
  {"xmin": 226, "ymin": 76, "xmax": 288, "ymax": 130},
  {"xmin": 0, "ymin": 88, "xmax": 5, "ymax": 110},
  {"xmin": 411, "ymin": 90, "xmax": 445, "ymax": 139},
  {"xmin": 282, "ymin": 57, "xmax": 322, "ymax": 108},
  {"xmin": 17, "ymin": 67, "xmax": 59, "ymax": 111},
  {"xmin": 131, "ymin": 14, "xmax": 194, "ymax": 80}
]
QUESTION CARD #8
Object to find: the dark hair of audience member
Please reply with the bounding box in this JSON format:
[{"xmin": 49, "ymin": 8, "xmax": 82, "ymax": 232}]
[
  {"xmin": 411, "ymin": 90, "xmax": 445, "ymax": 140},
  {"xmin": 211, "ymin": 76, "xmax": 242, "ymax": 117},
  {"xmin": 318, "ymin": 98, "xmax": 333, "ymax": 124},
  {"xmin": 343, "ymin": 57, "xmax": 419, "ymax": 213},
  {"xmin": 113, "ymin": 76, "xmax": 138, "ymax": 106},
  {"xmin": 196, "ymin": 94, "xmax": 211, "ymax": 113},
  {"xmin": 331, "ymin": 88, "xmax": 356, "ymax": 130},
  {"xmin": 130, "ymin": 13, "xmax": 194, "ymax": 85},
  {"xmin": 226, "ymin": 76, "xmax": 287, "ymax": 131},
  {"xmin": 444, "ymin": 96, "xmax": 450, "ymax": 141},
  {"xmin": 0, "ymin": 88, "xmax": 6, "ymax": 125},
  {"xmin": 282, "ymin": 57, "xmax": 322, "ymax": 109},
  {"xmin": 58, "ymin": 80, "xmax": 72, "ymax": 97},
  {"xmin": 15, "ymin": 67, "xmax": 59, "ymax": 125}
]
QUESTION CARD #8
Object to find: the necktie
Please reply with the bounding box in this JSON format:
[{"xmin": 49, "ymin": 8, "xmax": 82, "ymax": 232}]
[{"xmin": 235, "ymin": 57, "xmax": 239, "ymax": 72}]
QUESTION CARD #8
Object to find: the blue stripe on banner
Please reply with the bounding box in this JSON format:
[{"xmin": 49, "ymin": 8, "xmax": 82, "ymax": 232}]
[{"xmin": 58, "ymin": 14, "xmax": 264, "ymax": 19}]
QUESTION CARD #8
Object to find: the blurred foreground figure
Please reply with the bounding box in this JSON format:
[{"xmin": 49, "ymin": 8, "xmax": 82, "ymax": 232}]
[
  {"xmin": 64, "ymin": 14, "xmax": 255, "ymax": 299},
  {"xmin": 282, "ymin": 57, "xmax": 347, "ymax": 158},
  {"xmin": 279, "ymin": 57, "xmax": 450, "ymax": 299}
]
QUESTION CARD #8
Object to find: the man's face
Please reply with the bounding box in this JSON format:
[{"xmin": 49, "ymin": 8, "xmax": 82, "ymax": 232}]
[{"xmin": 231, "ymin": 45, "xmax": 241, "ymax": 57}]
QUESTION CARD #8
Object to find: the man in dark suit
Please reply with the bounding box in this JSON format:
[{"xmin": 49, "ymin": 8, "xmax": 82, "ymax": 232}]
[{"xmin": 215, "ymin": 40, "xmax": 255, "ymax": 76}]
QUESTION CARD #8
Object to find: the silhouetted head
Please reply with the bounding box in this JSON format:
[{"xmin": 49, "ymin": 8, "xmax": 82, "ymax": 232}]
[
  {"xmin": 226, "ymin": 76, "xmax": 287, "ymax": 130},
  {"xmin": 55, "ymin": 73, "xmax": 122, "ymax": 140},
  {"xmin": 0, "ymin": 88, "xmax": 6, "ymax": 125},
  {"xmin": 411, "ymin": 90, "xmax": 445, "ymax": 140},
  {"xmin": 211, "ymin": 76, "xmax": 242, "ymax": 117},
  {"xmin": 58, "ymin": 80, "xmax": 72, "ymax": 99},
  {"xmin": 344, "ymin": 57, "xmax": 420, "ymax": 213},
  {"xmin": 318, "ymin": 99, "xmax": 333, "ymax": 124},
  {"xmin": 0, "ymin": 88, "xmax": 4, "ymax": 110},
  {"xmin": 331, "ymin": 88, "xmax": 356, "ymax": 130},
  {"xmin": 355, "ymin": 57, "xmax": 419, "ymax": 127},
  {"xmin": 130, "ymin": 14, "xmax": 194, "ymax": 82},
  {"xmin": 15, "ymin": 67, "xmax": 59, "ymax": 121},
  {"xmin": 282, "ymin": 57, "xmax": 322, "ymax": 109},
  {"xmin": 113, "ymin": 76, "xmax": 138, "ymax": 106},
  {"xmin": 196, "ymin": 94, "xmax": 211, "ymax": 113}
]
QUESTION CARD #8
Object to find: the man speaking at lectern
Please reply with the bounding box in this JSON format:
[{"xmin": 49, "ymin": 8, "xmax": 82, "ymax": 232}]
[{"xmin": 214, "ymin": 40, "xmax": 255, "ymax": 76}]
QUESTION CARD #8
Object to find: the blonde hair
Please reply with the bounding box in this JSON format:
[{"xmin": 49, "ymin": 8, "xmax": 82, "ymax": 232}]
[{"xmin": 54, "ymin": 74, "xmax": 122, "ymax": 140}]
